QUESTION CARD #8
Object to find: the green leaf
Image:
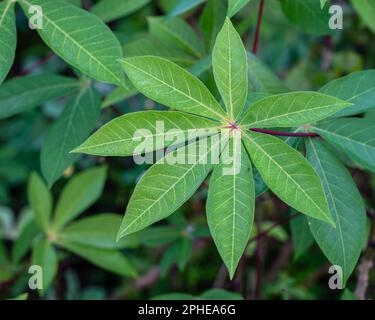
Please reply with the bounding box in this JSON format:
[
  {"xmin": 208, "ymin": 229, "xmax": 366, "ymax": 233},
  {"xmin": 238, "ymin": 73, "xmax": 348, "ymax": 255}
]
[
  {"xmin": 306, "ymin": 139, "xmax": 366, "ymax": 284},
  {"xmin": 12, "ymin": 220, "xmax": 39, "ymax": 264},
  {"xmin": 350, "ymin": 0, "xmax": 375, "ymax": 33},
  {"xmin": 119, "ymin": 56, "xmax": 227, "ymax": 121},
  {"xmin": 57, "ymin": 240, "xmax": 137, "ymax": 278},
  {"xmin": 240, "ymin": 92, "xmax": 351, "ymax": 128},
  {"xmin": 59, "ymin": 214, "xmax": 140, "ymax": 249},
  {"xmin": 319, "ymin": 70, "xmax": 375, "ymax": 117},
  {"xmin": 52, "ymin": 167, "xmax": 107, "ymax": 231},
  {"xmin": 74, "ymin": 111, "xmax": 219, "ymax": 156},
  {"xmin": 0, "ymin": 0, "xmax": 16, "ymax": 85},
  {"xmin": 228, "ymin": 0, "xmax": 251, "ymax": 17},
  {"xmin": 123, "ymin": 36, "xmax": 196, "ymax": 68},
  {"xmin": 281, "ymin": 0, "xmax": 332, "ymax": 35},
  {"xmin": 0, "ymin": 74, "xmax": 79, "ymax": 119},
  {"xmin": 31, "ymin": 238, "xmax": 58, "ymax": 292},
  {"xmin": 312, "ymin": 118, "xmax": 375, "ymax": 173},
  {"xmin": 161, "ymin": 237, "xmax": 193, "ymax": 273},
  {"xmin": 247, "ymin": 53, "xmax": 289, "ymax": 94},
  {"xmin": 242, "ymin": 131, "xmax": 334, "ymax": 225},
  {"xmin": 320, "ymin": 0, "xmax": 327, "ymax": 9},
  {"xmin": 149, "ymin": 17, "xmax": 204, "ymax": 58},
  {"xmin": 101, "ymin": 81, "xmax": 138, "ymax": 109},
  {"xmin": 19, "ymin": 0, "xmax": 124, "ymax": 86},
  {"xmin": 141, "ymin": 226, "xmax": 181, "ymax": 247},
  {"xmin": 168, "ymin": 0, "xmax": 205, "ymax": 16},
  {"xmin": 118, "ymin": 135, "xmax": 224, "ymax": 238},
  {"xmin": 207, "ymin": 136, "xmax": 254, "ymax": 278},
  {"xmin": 199, "ymin": 0, "xmax": 226, "ymax": 51},
  {"xmin": 213, "ymin": 18, "xmax": 248, "ymax": 120},
  {"xmin": 91, "ymin": 0, "xmax": 151, "ymax": 22},
  {"xmin": 290, "ymin": 214, "xmax": 314, "ymax": 260},
  {"xmin": 28, "ymin": 173, "xmax": 53, "ymax": 233},
  {"xmin": 41, "ymin": 87, "xmax": 101, "ymax": 187}
]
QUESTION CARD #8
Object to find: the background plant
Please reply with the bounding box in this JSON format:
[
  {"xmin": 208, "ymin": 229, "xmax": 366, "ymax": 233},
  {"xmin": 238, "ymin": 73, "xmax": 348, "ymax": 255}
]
[{"xmin": 0, "ymin": 0, "xmax": 375, "ymax": 300}]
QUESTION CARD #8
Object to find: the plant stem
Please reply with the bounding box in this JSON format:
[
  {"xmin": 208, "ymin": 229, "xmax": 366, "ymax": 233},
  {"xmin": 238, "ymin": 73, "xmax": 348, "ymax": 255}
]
[
  {"xmin": 250, "ymin": 128, "xmax": 320, "ymax": 138},
  {"xmin": 252, "ymin": 0, "xmax": 265, "ymax": 54},
  {"xmin": 17, "ymin": 52, "xmax": 55, "ymax": 76}
]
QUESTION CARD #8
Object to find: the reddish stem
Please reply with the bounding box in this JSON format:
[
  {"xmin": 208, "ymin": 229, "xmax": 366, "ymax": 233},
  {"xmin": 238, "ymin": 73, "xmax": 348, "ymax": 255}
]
[
  {"xmin": 17, "ymin": 52, "xmax": 55, "ymax": 76},
  {"xmin": 252, "ymin": 0, "xmax": 265, "ymax": 54},
  {"xmin": 250, "ymin": 128, "xmax": 320, "ymax": 137}
]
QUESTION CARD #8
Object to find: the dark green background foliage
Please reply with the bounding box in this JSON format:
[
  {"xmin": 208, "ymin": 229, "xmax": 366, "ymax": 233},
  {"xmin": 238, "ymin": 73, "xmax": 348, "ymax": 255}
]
[{"xmin": 0, "ymin": 0, "xmax": 375, "ymax": 300}]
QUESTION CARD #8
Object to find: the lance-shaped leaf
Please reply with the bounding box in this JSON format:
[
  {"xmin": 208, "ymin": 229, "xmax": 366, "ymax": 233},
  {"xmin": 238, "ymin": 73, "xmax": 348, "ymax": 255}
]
[
  {"xmin": 281, "ymin": 0, "xmax": 332, "ymax": 36},
  {"xmin": 56, "ymin": 239, "xmax": 137, "ymax": 278},
  {"xmin": 168, "ymin": 0, "xmax": 205, "ymax": 16},
  {"xmin": 306, "ymin": 139, "xmax": 366, "ymax": 284},
  {"xmin": 247, "ymin": 53, "xmax": 289, "ymax": 94},
  {"xmin": 59, "ymin": 214, "xmax": 140, "ymax": 249},
  {"xmin": 312, "ymin": 118, "xmax": 375, "ymax": 173},
  {"xmin": 118, "ymin": 135, "xmax": 226, "ymax": 238},
  {"xmin": 228, "ymin": 0, "xmax": 252, "ymax": 17},
  {"xmin": 120, "ymin": 56, "xmax": 227, "ymax": 121},
  {"xmin": 290, "ymin": 213, "xmax": 314, "ymax": 261},
  {"xmin": 28, "ymin": 173, "xmax": 52, "ymax": 232},
  {"xmin": 350, "ymin": 0, "xmax": 375, "ymax": 33},
  {"xmin": 0, "ymin": 0, "xmax": 16, "ymax": 85},
  {"xmin": 149, "ymin": 17, "xmax": 204, "ymax": 58},
  {"xmin": 74, "ymin": 111, "xmax": 219, "ymax": 156},
  {"xmin": 319, "ymin": 70, "xmax": 375, "ymax": 117},
  {"xmin": 41, "ymin": 87, "xmax": 101, "ymax": 187},
  {"xmin": 52, "ymin": 167, "xmax": 107, "ymax": 231},
  {"xmin": 213, "ymin": 18, "xmax": 248, "ymax": 120},
  {"xmin": 0, "ymin": 74, "xmax": 79, "ymax": 119},
  {"xmin": 206, "ymin": 135, "xmax": 254, "ymax": 278},
  {"xmin": 19, "ymin": 0, "xmax": 124, "ymax": 86},
  {"xmin": 242, "ymin": 131, "xmax": 334, "ymax": 225},
  {"xmin": 91, "ymin": 0, "xmax": 151, "ymax": 23},
  {"xmin": 240, "ymin": 92, "xmax": 351, "ymax": 128},
  {"xmin": 31, "ymin": 238, "xmax": 58, "ymax": 292}
]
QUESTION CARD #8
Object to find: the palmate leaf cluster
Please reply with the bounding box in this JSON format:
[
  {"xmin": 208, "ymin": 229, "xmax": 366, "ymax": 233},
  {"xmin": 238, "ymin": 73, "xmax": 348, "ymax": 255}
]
[{"xmin": 0, "ymin": 0, "xmax": 374, "ymax": 289}]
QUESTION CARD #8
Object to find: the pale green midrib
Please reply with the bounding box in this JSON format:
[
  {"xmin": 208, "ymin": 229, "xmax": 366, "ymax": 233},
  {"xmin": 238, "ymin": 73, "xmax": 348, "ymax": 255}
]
[
  {"xmin": 20, "ymin": 0, "xmax": 123, "ymax": 85},
  {"xmin": 307, "ymin": 139, "xmax": 347, "ymax": 272},
  {"xmin": 122, "ymin": 59, "xmax": 227, "ymax": 121},
  {"xmin": 156, "ymin": 21, "xmax": 202, "ymax": 59},
  {"xmin": 242, "ymin": 131, "xmax": 332, "ymax": 223},
  {"xmin": 230, "ymin": 137, "xmax": 238, "ymax": 274},
  {"xmin": 240, "ymin": 102, "xmax": 348, "ymax": 127},
  {"xmin": 121, "ymin": 134, "xmax": 228, "ymax": 236},
  {"xmin": 0, "ymin": 1, "xmax": 12, "ymax": 27},
  {"xmin": 76, "ymin": 124, "xmax": 223, "ymax": 152},
  {"xmin": 313, "ymin": 126, "xmax": 375, "ymax": 152},
  {"xmin": 49, "ymin": 88, "xmax": 88, "ymax": 181},
  {"xmin": 227, "ymin": 23, "xmax": 233, "ymax": 119}
]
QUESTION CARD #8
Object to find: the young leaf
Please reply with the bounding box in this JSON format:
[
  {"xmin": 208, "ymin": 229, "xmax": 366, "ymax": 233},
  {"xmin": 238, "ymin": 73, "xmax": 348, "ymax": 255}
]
[
  {"xmin": 74, "ymin": 111, "xmax": 219, "ymax": 156},
  {"xmin": 247, "ymin": 53, "xmax": 289, "ymax": 94},
  {"xmin": 242, "ymin": 131, "xmax": 334, "ymax": 225},
  {"xmin": 213, "ymin": 18, "xmax": 248, "ymax": 120},
  {"xmin": 290, "ymin": 214, "xmax": 314, "ymax": 261},
  {"xmin": 41, "ymin": 87, "xmax": 101, "ymax": 187},
  {"xmin": 240, "ymin": 92, "xmax": 351, "ymax": 128},
  {"xmin": 118, "ymin": 135, "xmax": 225, "ymax": 238},
  {"xmin": 59, "ymin": 214, "xmax": 140, "ymax": 249},
  {"xmin": 52, "ymin": 167, "xmax": 107, "ymax": 231},
  {"xmin": 91, "ymin": 0, "xmax": 151, "ymax": 23},
  {"xmin": 57, "ymin": 239, "xmax": 137, "ymax": 278},
  {"xmin": 206, "ymin": 136, "xmax": 254, "ymax": 278},
  {"xmin": 168, "ymin": 0, "xmax": 205, "ymax": 16},
  {"xmin": 228, "ymin": 0, "xmax": 251, "ymax": 17},
  {"xmin": 312, "ymin": 118, "xmax": 375, "ymax": 173},
  {"xmin": 199, "ymin": 0, "xmax": 226, "ymax": 52},
  {"xmin": 306, "ymin": 139, "xmax": 366, "ymax": 284},
  {"xmin": 281, "ymin": 0, "xmax": 332, "ymax": 35},
  {"xmin": 31, "ymin": 238, "xmax": 58, "ymax": 292},
  {"xmin": 319, "ymin": 70, "xmax": 375, "ymax": 117},
  {"xmin": 0, "ymin": 0, "xmax": 16, "ymax": 85},
  {"xmin": 28, "ymin": 173, "xmax": 53, "ymax": 233},
  {"xmin": 149, "ymin": 17, "xmax": 205, "ymax": 58},
  {"xmin": 119, "ymin": 56, "xmax": 227, "ymax": 121},
  {"xmin": 350, "ymin": 0, "xmax": 375, "ymax": 33},
  {"xmin": 0, "ymin": 74, "xmax": 79, "ymax": 119},
  {"xmin": 19, "ymin": 0, "xmax": 125, "ymax": 86}
]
